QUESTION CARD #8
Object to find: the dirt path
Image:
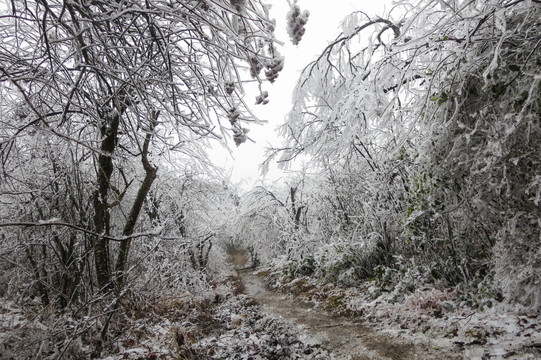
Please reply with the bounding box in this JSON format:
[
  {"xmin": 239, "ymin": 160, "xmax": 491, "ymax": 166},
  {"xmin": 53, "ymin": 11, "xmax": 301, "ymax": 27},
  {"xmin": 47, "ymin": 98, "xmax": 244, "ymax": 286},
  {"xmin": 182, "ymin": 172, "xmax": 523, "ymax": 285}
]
[
  {"xmin": 238, "ymin": 270, "xmax": 462, "ymax": 360},
  {"xmin": 228, "ymin": 249, "xmax": 248, "ymax": 268}
]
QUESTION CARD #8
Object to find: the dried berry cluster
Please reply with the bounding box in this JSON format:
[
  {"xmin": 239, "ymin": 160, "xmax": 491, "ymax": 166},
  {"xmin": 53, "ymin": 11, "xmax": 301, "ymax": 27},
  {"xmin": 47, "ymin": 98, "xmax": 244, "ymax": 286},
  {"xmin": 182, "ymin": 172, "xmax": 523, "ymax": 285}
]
[
  {"xmin": 228, "ymin": 107, "xmax": 240, "ymax": 125},
  {"xmin": 267, "ymin": 19, "xmax": 276, "ymax": 33},
  {"xmin": 249, "ymin": 56, "xmax": 263, "ymax": 78},
  {"xmin": 224, "ymin": 82, "xmax": 235, "ymax": 95},
  {"xmin": 233, "ymin": 127, "xmax": 248, "ymax": 146},
  {"xmin": 265, "ymin": 56, "xmax": 284, "ymax": 83},
  {"xmin": 198, "ymin": 0, "xmax": 209, "ymax": 11},
  {"xmin": 255, "ymin": 91, "xmax": 269, "ymax": 105},
  {"xmin": 286, "ymin": 3, "xmax": 309, "ymax": 45},
  {"xmin": 230, "ymin": 0, "xmax": 246, "ymax": 13}
]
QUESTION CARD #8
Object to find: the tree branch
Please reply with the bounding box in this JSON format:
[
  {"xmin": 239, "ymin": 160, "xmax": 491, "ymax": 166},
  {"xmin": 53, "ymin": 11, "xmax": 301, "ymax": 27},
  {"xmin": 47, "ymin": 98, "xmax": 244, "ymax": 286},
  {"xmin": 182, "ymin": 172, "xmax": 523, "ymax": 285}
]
[{"xmin": 0, "ymin": 221, "xmax": 163, "ymax": 242}]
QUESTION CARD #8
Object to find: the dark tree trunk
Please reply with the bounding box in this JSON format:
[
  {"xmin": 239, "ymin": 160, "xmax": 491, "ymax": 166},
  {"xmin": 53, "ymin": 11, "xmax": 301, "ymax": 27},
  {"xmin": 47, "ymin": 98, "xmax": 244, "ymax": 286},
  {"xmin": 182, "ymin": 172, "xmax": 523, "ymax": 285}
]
[
  {"xmin": 93, "ymin": 110, "xmax": 120, "ymax": 289},
  {"xmin": 178, "ymin": 209, "xmax": 186, "ymax": 237},
  {"xmin": 26, "ymin": 246, "xmax": 50, "ymax": 306},
  {"xmin": 114, "ymin": 163, "xmax": 157, "ymax": 285},
  {"xmin": 290, "ymin": 186, "xmax": 304, "ymax": 231},
  {"xmin": 188, "ymin": 234, "xmax": 214, "ymax": 271},
  {"xmin": 115, "ymin": 113, "xmax": 158, "ymax": 287}
]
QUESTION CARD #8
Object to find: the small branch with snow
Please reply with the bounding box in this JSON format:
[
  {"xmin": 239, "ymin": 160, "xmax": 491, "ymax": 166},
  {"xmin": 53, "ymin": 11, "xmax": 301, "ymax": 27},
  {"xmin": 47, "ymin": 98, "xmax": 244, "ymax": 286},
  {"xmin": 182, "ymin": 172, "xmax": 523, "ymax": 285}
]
[{"xmin": 0, "ymin": 221, "xmax": 176, "ymax": 242}]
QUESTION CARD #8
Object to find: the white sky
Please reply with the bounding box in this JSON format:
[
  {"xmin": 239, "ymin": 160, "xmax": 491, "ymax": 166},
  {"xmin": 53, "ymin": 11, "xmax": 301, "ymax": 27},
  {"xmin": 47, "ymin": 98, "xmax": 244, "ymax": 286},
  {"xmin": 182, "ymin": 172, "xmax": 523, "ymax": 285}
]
[{"xmin": 212, "ymin": 0, "xmax": 390, "ymax": 189}]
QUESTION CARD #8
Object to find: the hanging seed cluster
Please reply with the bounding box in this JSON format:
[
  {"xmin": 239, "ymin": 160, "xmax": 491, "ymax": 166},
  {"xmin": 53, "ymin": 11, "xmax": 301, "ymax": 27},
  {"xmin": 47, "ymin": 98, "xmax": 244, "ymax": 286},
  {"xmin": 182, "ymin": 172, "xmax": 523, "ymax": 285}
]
[
  {"xmin": 233, "ymin": 128, "xmax": 248, "ymax": 146},
  {"xmin": 255, "ymin": 91, "xmax": 269, "ymax": 105},
  {"xmin": 265, "ymin": 56, "xmax": 284, "ymax": 83},
  {"xmin": 286, "ymin": 3, "xmax": 309, "ymax": 45},
  {"xmin": 225, "ymin": 82, "xmax": 235, "ymax": 95},
  {"xmin": 228, "ymin": 107, "xmax": 240, "ymax": 125},
  {"xmin": 230, "ymin": 0, "xmax": 246, "ymax": 13},
  {"xmin": 267, "ymin": 19, "xmax": 276, "ymax": 33},
  {"xmin": 198, "ymin": 0, "xmax": 209, "ymax": 11},
  {"xmin": 249, "ymin": 56, "xmax": 264, "ymax": 78}
]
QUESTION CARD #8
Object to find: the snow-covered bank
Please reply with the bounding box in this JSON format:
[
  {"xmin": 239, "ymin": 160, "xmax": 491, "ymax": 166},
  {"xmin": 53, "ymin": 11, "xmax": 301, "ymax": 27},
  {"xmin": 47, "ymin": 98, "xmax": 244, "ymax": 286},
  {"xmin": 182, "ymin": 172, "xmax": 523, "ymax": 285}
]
[
  {"xmin": 242, "ymin": 269, "xmax": 461, "ymax": 359},
  {"xmin": 264, "ymin": 268, "xmax": 541, "ymax": 360}
]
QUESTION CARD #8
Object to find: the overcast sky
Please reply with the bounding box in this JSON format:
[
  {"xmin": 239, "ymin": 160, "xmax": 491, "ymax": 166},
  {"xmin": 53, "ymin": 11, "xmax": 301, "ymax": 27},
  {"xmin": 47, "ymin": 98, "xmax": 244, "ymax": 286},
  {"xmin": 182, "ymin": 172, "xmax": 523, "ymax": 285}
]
[{"xmin": 212, "ymin": 0, "xmax": 390, "ymax": 189}]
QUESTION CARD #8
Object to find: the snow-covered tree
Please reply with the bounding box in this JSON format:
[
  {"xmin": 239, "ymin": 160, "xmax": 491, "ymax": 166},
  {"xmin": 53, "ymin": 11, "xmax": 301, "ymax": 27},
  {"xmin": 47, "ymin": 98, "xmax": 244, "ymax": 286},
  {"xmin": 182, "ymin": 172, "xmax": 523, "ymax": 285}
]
[
  {"xmin": 0, "ymin": 0, "xmax": 283, "ymax": 301},
  {"xmin": 268, "ymin": 0, "xmax": 541, "ymax": 310}
]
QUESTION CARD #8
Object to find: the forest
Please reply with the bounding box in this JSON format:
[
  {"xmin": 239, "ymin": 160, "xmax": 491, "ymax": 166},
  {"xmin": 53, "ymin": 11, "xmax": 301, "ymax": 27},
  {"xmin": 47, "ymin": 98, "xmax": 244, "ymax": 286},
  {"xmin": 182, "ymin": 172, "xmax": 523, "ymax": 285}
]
[{"xmin": 1, "ymin": 0, "xmax": 540, "ymax": 359}]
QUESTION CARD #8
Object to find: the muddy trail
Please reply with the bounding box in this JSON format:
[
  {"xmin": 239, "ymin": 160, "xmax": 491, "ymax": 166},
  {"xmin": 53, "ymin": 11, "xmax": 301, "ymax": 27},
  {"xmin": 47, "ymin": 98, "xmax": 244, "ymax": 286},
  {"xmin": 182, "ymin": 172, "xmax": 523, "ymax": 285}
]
[{"xmin": 230, "ymin": 253, "xmax": 460, "ymax": 359}]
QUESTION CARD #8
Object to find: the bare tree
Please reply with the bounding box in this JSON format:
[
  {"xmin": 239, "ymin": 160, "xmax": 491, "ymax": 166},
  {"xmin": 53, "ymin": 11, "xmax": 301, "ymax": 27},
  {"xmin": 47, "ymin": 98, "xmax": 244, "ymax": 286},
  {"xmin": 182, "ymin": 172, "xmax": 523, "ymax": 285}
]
[{"xmin": 0, "ymin": 0, "xmax": 283, "ymax": 295}]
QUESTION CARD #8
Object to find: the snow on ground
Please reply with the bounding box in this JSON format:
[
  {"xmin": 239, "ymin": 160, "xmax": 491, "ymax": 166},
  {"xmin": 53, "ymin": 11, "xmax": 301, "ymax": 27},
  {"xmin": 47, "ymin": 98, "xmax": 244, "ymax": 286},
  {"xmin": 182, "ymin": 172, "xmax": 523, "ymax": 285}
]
[
  {"xmin": 0, "ymin": 300, "xmax": 63, "ymax": 359},
  {"xmin": 0, "ymin": 274, "xmax": 336, "ymax": 359},
  {"xmin": 98, "ymin": 275, "xmax": 333, "ymax": 359},
  {"xmin": 265, "ymin": 268, "xmax": 541, "ymax": 360},
  {"xmin": 2, "ymin": 266, "xmax": 540, "ymax": 359}
]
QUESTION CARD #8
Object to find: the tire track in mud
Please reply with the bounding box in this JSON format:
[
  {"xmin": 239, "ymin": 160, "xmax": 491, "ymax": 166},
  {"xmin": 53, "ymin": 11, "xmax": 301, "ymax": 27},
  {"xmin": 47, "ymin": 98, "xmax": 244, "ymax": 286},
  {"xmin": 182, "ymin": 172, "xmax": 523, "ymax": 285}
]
[{"xmin": 238, "ymin": 269, "xmax": 462, "ymax": 360}]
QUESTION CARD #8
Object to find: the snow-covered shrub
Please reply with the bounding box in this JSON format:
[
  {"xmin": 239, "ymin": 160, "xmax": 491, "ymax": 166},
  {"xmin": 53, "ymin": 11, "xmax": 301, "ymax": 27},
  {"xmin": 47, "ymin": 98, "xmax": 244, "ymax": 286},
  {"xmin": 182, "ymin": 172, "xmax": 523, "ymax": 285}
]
[
  {"xmin": 410, "ymin": 1, "xmax": 541, "ymax": 310},
  {"xmin": 287, "ymin": 255, "xmax": 317, "ymax": 277},
  {"xmin": 370, "ymin": 262, "xmax": 434, "ymax": 302},
  {"xmin": 283, "ymin": 239, "xmax": 393, "ymax": 287},
  {"xmin": 494, "ymin": 212, "xmax": 541, "ymax": 311},
  {"xmin": 270, "ymin": 0, "xmax": 541, "ymax": 310},
  {"xmin": 315, "ymin": 244, "xmax": 389, "ymax": 284}
]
